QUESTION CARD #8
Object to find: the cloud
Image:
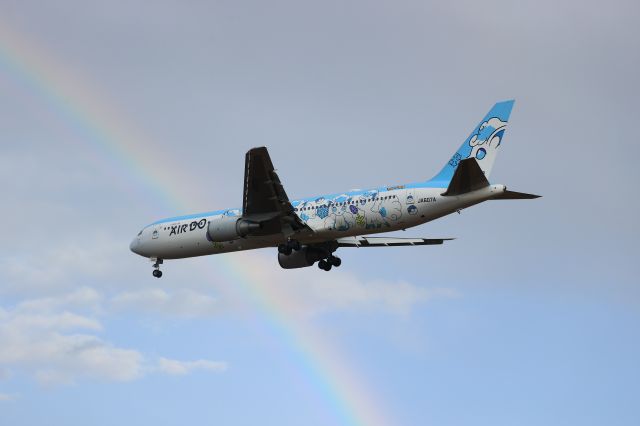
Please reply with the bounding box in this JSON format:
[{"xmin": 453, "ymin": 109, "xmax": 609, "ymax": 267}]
[
  {"xmin": 0, "ymin": 229, "xmax": 452, "ymax": 321},
  {"xmin": 0, "ymin": 232, "xmax": 451, "ymax": 394},
  {"xmin": 229, "ymin": 252, "xmax": 460, "ymax": 319},
  {"xmin": 13, "ymin": 287, "xmax": 102, "ymax": 314},
  {"xmin": 157, "ymin": 358, "xmax": 228, "ymax": 375},
  {"xmin": 111, "ymin": 288, "xmax": 219, "ymax": 317},
  {"xmin": 0, "ymin": 238, "xmax": 124, "ymax": 297},
  {"xmin": 0, "ymin": 290, "xmax": 228, "ymax": 387},
  {"xmin": 286, "ymin": 273, "xmax": 459, "ymax": 318},
  {"xmin": 0, "ymin": 305, "xmax": 142, "ymax": 385},
  {"xmin": 0, "ymin": 392, "xmax": 17, "ymax": 402}
]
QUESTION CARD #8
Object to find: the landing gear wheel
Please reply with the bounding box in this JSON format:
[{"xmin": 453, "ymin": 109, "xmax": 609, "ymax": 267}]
[
  {"xmin": 151, "ymin": 258, "xmax": 163, "ymax": 278},
  {"xmin": 290, "ymin": 240, "xmax": 301, "ymax": 251},
  {"xmin": 318, "ymin": 259, "xmax": 332, "ymax": 271},
  {"xmin": 329, "ymin": 256, "xmax": 341, "ymax": 267}
]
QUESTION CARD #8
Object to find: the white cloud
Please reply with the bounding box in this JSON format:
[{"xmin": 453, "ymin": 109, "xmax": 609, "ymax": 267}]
[
  {"xmin": 227, "ymin": 252, "xmax": 459, "ymax": 319},
  {"xmin": 111, "ymin": 288, "xmax": 219, "ymax": 317},
  {"xmin": 0, "ymin": 307, "xmax": 141, "ymax": 385},
  {"xmin": 0, "ymin": 392, "xmax": 17, "ymax": 402},
  {"xmin": 0, "ymin": 230, "xmax": 451, "ymax": 321},
  {"xmin": 0, "ymin": 290, "xmax": 228, "ymax": 387},
  {"xmin": 157, "ymin": 358, "xmax": 228, "ymax": 375},
  {"xmin": 14, "ymin": 287, "xmax": 102, "ymax": 313},
  {"xmin": 0, "ymin": 238, "xmax": 124, "ymax": 297},
  {"xmin": 0, "ymin": 234, "xmax": 450, "ymax": 394},
  {"xmin": 2, "ymin": 311, "xmax": 102, "ymax": 333}
]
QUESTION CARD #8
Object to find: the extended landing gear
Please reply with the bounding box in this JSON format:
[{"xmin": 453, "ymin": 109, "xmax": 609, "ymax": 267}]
[
  {"xmin": 278, "ymin": 239, "xmax": 301, "ymax": 256},
  {"xmin": 151, "ymin": 258, "xmax": 163, "ymax": 278},
  {"xmin": 277, "ymin": 239, "xmax": 341, "ymax": 271},
  {"xmin": 318, "ymin": 255, "xmax": 341, "ymax": 271}
]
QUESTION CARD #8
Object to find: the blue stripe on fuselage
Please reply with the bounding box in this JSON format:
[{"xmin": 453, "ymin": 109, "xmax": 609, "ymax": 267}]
[
  {"xmin": 146, "ymin": 179, "xmax": 449, "ymax": 228},
  {"xmin": 148, "ymin": 210, "xmax": 226, "ymax": 226}
]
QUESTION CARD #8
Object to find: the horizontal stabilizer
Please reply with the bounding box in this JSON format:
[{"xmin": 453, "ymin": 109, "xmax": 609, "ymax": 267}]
[
  {"xmin": 492, "ymin": 190, "xmax": 541, "ymax": 200},
  {"xmin": 337, "ymin": 236, "xmax": 454, "ymax": 247},
  {"xmin": 442, "ymin": 158, "xmax": 489, "ymax": 196}
]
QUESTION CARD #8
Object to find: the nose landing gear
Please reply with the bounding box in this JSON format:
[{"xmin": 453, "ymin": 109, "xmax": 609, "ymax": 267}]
[{"xmin": 151, "ymin": 258, "xmax": 163, "ymax": 278}]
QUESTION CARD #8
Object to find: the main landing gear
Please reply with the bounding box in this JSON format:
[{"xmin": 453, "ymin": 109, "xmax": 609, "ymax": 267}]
[
  {"xmin": 318, "ymin": 255, "xmax": 341, "ymax": 272},
  {"xmin": 277, "ymin": 239, "xmax": 301, "ymax": 256},
  {"xmin": 151, "ymin": 258, "xmax": 163, "ymax": 278},
  {"xmin": 278, "ymin": 239, "xmax": 341, "ymax": 272}
]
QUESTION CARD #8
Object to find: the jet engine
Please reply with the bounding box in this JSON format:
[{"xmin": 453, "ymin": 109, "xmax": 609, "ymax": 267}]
[
  {"xmin": 207, "ymin": 216, "xmax": 261, "ymax": 242},
  {"xmin": 277, "ymin": 247, "xmax": 325, "ymax": 269}
]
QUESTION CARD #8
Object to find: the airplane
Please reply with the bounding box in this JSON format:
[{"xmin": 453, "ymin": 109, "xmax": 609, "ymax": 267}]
[{"xmin": 130, "ymin": 100, "xmax": 539, "ymax": 278}]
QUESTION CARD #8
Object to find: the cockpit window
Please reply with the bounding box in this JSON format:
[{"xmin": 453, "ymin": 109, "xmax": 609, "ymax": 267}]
[{"xmin": 137, "ymin": 230, "xmax": 143, "ymax": 236}]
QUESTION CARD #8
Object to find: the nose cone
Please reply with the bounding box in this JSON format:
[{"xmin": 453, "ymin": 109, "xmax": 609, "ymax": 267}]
[{"xmin": 130, "ymin": 238, "xmax": 142, "ymax": 256}]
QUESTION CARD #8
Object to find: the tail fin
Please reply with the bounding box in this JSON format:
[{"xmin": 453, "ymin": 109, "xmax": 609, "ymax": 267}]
[{"xmin": 430, "ymin": 100, "xmax": 515, "ymax": 185}]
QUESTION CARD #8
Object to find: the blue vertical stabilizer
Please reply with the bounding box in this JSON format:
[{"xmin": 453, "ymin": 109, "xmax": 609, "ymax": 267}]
[{"xmin": 429, "ymin": 100, "xmax": 515, "ymax": 186}]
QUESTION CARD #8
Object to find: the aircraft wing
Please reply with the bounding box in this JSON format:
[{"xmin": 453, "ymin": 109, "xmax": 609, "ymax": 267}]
[
  {"xmin": 337, "ymin": 236, "xmax": 454, "ymax": 247},
  {"xmin": 242, "ymin": 147, "xmax": 309, "ymax": 233}
]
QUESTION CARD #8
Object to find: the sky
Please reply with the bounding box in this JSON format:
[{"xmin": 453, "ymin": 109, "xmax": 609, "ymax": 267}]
[{"xmin": 0, "ymin": 0, "xmax": 639, "ymax": 425}]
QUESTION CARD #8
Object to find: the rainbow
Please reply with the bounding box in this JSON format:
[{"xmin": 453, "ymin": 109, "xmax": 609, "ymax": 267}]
[{"xmin": 0, "ymin": 20, "xmax": 392, "ymax": 426}]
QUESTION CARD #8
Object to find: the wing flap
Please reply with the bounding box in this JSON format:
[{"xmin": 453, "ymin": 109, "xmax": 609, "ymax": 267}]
[{"xmin": 337, "ymin": 236, "xmax": 454, "ymax": 247}]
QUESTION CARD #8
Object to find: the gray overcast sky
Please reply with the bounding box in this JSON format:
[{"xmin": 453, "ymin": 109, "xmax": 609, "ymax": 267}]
[{"xmin": 1, "ymin": 1, "xmax": 639, "ymax": 425}]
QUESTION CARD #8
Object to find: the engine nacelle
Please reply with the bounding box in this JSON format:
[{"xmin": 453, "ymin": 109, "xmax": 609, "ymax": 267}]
[
  {"xmin": 207, "ymin": 216, "xmax": 261, "ymax": 242},
  {"xmin": 278, "ymin": 247, "xmax": 325, "ymax": 269}
]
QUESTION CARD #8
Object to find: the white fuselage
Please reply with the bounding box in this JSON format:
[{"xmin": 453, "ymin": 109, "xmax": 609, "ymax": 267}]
[{"xmin": 130, "ymin": 184, "xmax": 506, "ymax": 260}]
